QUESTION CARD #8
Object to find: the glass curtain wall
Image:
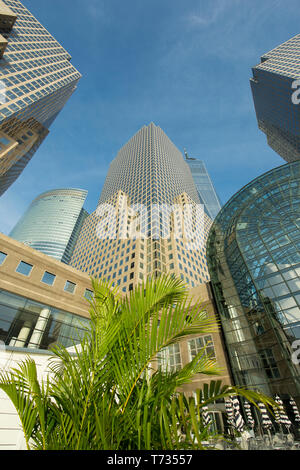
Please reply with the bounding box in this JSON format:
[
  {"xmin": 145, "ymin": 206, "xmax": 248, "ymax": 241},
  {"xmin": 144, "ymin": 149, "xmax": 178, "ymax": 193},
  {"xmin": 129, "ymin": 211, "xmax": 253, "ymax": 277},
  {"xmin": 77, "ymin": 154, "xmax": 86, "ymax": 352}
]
[
  {"xmin": 207, "ymin": 162, "xmax": 300, "ymax": 405},
  {"xmin": 0, "ymin": 289, "xmax": 89, "ymax": 350}
]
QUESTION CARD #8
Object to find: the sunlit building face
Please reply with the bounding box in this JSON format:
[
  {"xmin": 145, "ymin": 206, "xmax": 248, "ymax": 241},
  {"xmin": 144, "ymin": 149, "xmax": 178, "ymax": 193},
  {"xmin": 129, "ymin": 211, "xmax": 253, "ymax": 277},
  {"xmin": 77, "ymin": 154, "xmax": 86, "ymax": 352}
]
[
  {"xmin": 251, "ymin": 33, "xmax": 300, "ymax": 163},
  {"xmin": 70, "ymin": 123, "xmax": 212, "ymax": 293},
  {"xmin": 9, "ymin": 188, "xmax": 89, "ymax": 264},
  {"xmin": 0, "ymin": 0, "xmax": 81, "ymax": 195}
]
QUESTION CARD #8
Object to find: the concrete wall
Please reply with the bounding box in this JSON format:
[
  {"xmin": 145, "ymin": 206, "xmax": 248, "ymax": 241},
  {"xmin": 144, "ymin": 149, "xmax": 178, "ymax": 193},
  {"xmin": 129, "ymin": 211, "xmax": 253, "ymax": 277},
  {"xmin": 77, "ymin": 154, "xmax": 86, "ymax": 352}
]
[
  {"xmin": 0, "ymin": 232, "xmax": 92, "ymax": 319},
  {"xmin": 0, "ymin": 347, "xmax": 52, "ymax": 450}
]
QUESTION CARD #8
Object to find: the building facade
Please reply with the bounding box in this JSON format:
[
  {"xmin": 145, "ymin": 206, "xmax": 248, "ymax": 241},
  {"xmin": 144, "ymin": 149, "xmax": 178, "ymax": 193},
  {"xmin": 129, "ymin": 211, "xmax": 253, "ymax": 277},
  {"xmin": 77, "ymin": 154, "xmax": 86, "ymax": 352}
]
[
  {"xmin": 185, "ymin": 152, "xmax": 222, "ymax": 220},
  {"xmin": 70, "ymin": 123, "xmax": 212, "ymax": 292},
  {"xmin": 0, "ymin": 274, "xmax": 232, "ymax": 449},
  {"xmin": 207, "ymin": 162, "xmax": 300, "ymax": 407},
  {"xmin": 0, "ymin": 0, "xmax": 81, "ymax": 195},
  {"xmin": 0, "ymin": 232, "xmax": 92, "ymax": 351},
  {"xmin": 0, "ymin": 232, "xmax": 94, "ymax": 449},
  {"xmin": 250, "ymin": 33, "xmax": 300, "ymax": 162},
  {"xmin": 9, "ymin": 188, "xmax": 89, "ymax": 264}
]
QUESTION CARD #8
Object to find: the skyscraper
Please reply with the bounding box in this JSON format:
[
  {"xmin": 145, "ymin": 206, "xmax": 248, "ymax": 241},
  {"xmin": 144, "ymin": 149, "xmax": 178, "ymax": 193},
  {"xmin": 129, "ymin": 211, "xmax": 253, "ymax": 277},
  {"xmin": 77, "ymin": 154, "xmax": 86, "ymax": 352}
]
[
  {"xmin": 184, "ymin": 151, "xmax": 222, "ymax": 220},
  {"xmin": 70, "ymin": 123, "xmax": 212, "ymax": 292},
  {"xmin": 250, "ymin": 33, "xmax": 300, "ymax": 162},
  {"xmin": 207, "ymin": 162, "xmax": 300, "ymax": 403},
  {"xmin": 0, "ymin": 0, "xmax": 81, "ymax": 195},
  {"xmin": 69, "ymin": 124, "xmax": 232, "ymax": 404},
  {"xmin": 10, "ymin": 188, "xmax": 88, "ymax": 264}
]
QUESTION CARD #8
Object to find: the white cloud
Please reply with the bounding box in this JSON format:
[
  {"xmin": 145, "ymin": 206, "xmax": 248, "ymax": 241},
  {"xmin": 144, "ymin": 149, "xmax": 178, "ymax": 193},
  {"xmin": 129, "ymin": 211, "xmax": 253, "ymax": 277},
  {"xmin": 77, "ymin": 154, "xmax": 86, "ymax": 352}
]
[{"xmin": 187, "ymin": 0, "xmax": 237, "ymax": 27}]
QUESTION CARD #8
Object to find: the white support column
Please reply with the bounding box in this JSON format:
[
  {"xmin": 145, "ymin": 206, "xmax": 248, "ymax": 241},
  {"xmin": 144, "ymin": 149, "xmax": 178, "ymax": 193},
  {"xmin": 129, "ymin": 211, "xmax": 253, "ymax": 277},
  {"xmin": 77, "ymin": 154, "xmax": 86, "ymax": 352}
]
[
  {"xmin": 9, "ymin": 321, "xmax": 32, "ymax": 347},
  {"xmin": 27, "ymin": 308, "xmax": 51, "ymax": 349}
]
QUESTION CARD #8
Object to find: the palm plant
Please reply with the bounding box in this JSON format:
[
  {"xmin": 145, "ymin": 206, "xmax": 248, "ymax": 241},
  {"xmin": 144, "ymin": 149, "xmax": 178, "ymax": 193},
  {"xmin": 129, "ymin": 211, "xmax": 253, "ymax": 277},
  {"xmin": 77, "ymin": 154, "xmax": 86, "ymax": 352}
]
[{"xmin": 0, "ymin": 275, "xmax": 275, "ymax": 450}]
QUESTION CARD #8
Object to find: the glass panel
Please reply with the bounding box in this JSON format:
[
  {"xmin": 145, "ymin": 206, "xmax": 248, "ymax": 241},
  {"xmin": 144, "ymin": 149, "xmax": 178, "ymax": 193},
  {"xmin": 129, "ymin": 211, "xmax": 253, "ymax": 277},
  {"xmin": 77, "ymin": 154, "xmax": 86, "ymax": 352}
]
[
  {"xmin": 41, "ymin": 271, "xmax": 56, "ymax": 286},
  {"xmin": 84, "ymin": 289, "xmax": 93, "ymax": 300},
  {"xmin": 16, "ymin": 261, "xmax": 33, "ymax": 276},
  {"xmin": 158, "ymin": 343, "xmax": 182, "ymax": 372},
  {"xmin": 188, "ymin": 335, "xmax": 216, "ymax": 360},
  {"xmin": 0, "ymin": 289, "xmax": 89, "ymax": 351},
  {"xmin": 64, "ymin": 280, "xmax": 76, "ymax": 294},
  {"xmin": 0, "ymin": 252, "xmax": 7, "ymax": 265}
]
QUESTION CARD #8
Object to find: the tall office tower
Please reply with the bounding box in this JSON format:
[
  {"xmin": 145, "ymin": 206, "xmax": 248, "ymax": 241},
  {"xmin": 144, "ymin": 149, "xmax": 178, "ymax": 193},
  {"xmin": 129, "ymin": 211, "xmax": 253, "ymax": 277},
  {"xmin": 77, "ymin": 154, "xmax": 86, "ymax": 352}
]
[
  {"xmin": 10, "ymin": 188, "xmax": 89, "ymax": 264},
  {"xmin": 250, "ymin": 33, "xmax": 300, "ymax": 162},
  {"xmin": 70, "ymin": 123, "xmax": 212, "ymax": 293},
  {"xmin": 0, "ymin": 0, "xmax": 81, "ymax": 195},
  {"xmin": 184, "ymin": 151, "xmax": 222, "ymax": 220},
  {"xmin": 207, "ymin": 162, "xmax": 300, "ymax": 405}
]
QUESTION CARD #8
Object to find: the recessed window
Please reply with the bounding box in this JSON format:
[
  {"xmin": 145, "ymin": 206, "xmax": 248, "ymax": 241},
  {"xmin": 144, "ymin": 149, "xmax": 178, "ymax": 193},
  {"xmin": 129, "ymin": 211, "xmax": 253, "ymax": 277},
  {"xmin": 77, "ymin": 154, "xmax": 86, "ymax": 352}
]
[
  {"xmin": 16, "ymin": 261, "xmax": 33, "ymax": 277},
  {"xmin": 84, "ymin": 289, "xmax": 93, "ymax": 300},
  {"xmin": 0, "ymin": 251, "xmax": 7, "ymax": 266},
  {"xmin": 0, "ymin": 137, "xmax": 10, "ymax": 146},
  {"xmin": 41, "ymin": 271, "xmax": 56, "ymax": 286},
  {"xmin": 64, "ymin": 280, "xmax": 76, "ymax": 294},
  {"xmin": 188, "ymin": 335, "xmax": 216, "ymax": 361}
]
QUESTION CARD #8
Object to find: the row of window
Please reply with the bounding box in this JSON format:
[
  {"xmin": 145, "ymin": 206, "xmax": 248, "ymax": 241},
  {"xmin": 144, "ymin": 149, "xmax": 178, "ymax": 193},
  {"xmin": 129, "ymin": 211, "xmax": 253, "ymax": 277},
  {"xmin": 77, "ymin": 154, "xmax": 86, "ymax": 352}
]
[
  {"xmin": 158, "ymin": 335, "xmax": 216, "ymax": 372},
  {"xmin": 0, "ymin": 251, "xmax": 93, "ymax": 300}
]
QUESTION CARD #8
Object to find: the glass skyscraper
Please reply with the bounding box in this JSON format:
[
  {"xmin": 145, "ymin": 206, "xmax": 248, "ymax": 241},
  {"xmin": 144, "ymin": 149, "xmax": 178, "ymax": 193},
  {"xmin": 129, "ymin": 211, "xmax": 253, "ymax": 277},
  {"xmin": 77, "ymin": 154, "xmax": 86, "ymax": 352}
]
[
  {"xmin": 184, "ymin": 152, "xmax": 222, "ymax": 220},
  {"xmin": 207, "ymin": 162, "xmax": 300, "ymax": 404},
  {"xmin": 250, "ymin": 33, "xmax": 300, "ymax": 162},
  {"xmin": 70, "ymin": 123, "xmax": 212, "ymax": 292},
  {"xmin": 10, "ymin": 188, "xmax": 88, "ymax": 264},
  {"xmin": 0, "ymin": 0, "xmax": 81, "ymax": 195}
]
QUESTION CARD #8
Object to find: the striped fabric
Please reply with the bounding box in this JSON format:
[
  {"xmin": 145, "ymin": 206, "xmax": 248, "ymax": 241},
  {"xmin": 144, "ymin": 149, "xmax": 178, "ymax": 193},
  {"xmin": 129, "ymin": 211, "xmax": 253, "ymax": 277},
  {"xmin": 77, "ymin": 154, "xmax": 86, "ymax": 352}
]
[
  {"xmin": 225, "ymin": 398, "xmax": 234, "ymax": 426},
  {"xmin": 258, "ymin": 402, "xmax": 272, "ymax": 429},
  {"xmin": 244, "ymin": 401, "xmax": 255, "ymax": 428},
  {"xmin": 275, "ymin": 395, "xmax": 292, "ymax": 429},
  {"xmin": 290, "ymin": 397, "xmax": 300, "ymax": 423},
  {"xmin": 201, "ymin": 405, "xmax": 212, "ymax": 428},
  {"xmin": 232, "ymin": 397, "xmax": 245, "ymax": 433}
]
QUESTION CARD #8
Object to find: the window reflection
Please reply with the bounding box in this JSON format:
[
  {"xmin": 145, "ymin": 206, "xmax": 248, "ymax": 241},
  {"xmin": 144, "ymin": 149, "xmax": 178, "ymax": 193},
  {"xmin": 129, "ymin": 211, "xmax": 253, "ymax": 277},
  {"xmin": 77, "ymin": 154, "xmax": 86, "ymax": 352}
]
[{"xmin": 0, "ymin": 289, "xmax": 89, "ymax": 351}]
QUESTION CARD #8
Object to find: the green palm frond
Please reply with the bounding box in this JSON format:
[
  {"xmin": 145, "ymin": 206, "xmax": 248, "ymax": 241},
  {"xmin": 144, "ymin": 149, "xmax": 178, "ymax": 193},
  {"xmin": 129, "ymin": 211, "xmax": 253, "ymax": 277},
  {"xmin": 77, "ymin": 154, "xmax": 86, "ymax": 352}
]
[{"xmin": 0, "ymin": 275, "xmax": 277, "ymax": 450}]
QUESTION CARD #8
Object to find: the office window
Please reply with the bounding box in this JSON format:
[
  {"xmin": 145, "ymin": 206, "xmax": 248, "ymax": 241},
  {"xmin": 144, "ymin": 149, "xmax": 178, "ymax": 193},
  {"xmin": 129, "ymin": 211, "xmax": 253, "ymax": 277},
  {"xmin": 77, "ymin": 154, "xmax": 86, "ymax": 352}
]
[
  {"xmin": 64, "ymin": 280, "xmax": 76, "ymax": 294},
  {"xmin": 84, "ymin": 289, "xmax": 94, "ymax": 300},
  {"xmin": 16, "ymin": 261, "xmax": 33, "ymax": 277},
  {"xmin": 0, "ymin": 251, "xmax": 7, "ymax": 266},
  {"xmin": 158, "ymin": 343, "xmax": 182, "ymax": 372},
  {"xmin": 41, "ymin": 271, "xmax": 56, "ymax": 286},
  {"xmin": 259, "ymin": 349, "xmax": 281, "ymax": 379},
  {"xmin": 188, "ymin": 335, "xmax": 216, "ymax": 361}
]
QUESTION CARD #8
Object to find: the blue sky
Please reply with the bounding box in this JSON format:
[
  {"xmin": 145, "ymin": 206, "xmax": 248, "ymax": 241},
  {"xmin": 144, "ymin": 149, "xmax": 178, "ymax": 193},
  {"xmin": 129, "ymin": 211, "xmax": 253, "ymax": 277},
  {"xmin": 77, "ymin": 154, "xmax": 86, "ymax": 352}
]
[{"xmin": 1, "ymin": 0, "xmax": 300, "ymax": 234}]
